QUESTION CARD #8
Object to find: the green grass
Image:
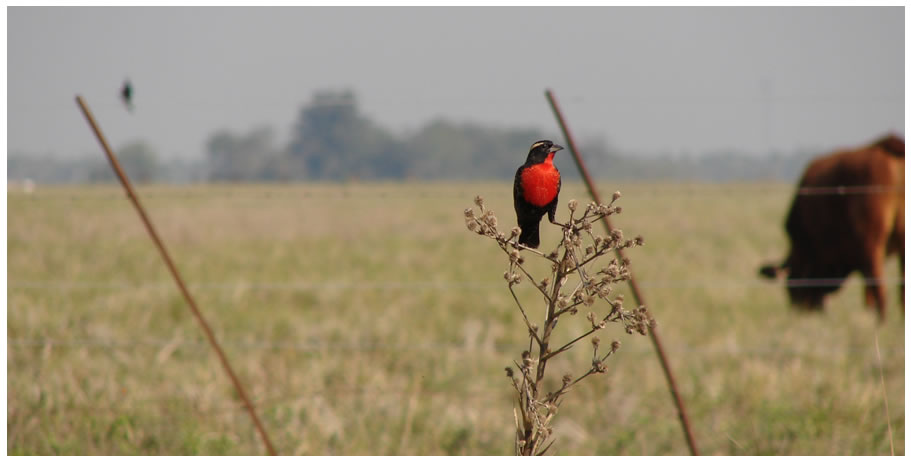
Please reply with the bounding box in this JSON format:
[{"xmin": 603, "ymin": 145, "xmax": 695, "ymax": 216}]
[{"xmin": 7, "ymin": 182, "xmax": 904, "ymax": 455}]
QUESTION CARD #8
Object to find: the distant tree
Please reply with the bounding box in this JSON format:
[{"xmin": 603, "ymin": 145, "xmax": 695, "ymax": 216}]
[
  {"xmin": 287, "ymin": 90, "xmax": 407, "ymax": 180},
  {"xmin": 88, "ymin": 140, "xmax": 159, "ymax": 183},
  {"xmin": 206, "ymin": 127, "xmax": 282, "ymax": 181},
  {"xmin": 406, "ymin": 119, "xmax": 546, "ymax": 180}
]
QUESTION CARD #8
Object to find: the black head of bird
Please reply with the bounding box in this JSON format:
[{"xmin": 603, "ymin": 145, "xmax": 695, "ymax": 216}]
[{"xmin": 525, "ymin": 140, "xmax": 565, "ymax": 164}]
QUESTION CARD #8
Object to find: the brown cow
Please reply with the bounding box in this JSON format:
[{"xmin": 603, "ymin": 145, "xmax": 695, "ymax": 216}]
[{"xmin": 760, "ymin": 134, "xmax": 904, "ymax": 321}]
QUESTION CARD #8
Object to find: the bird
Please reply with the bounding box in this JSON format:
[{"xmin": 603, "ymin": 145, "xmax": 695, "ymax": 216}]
[
  {"xmin": 513, "ymin": 140, "xmax": 564, "ymax": 248},
  {"xmin": 120, "ymin": 79, "xmax": 134, "ymax": 112}
]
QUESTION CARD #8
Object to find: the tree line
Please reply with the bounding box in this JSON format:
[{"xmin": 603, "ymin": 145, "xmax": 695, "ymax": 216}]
[{"xmin": 9, "ymin": 89, "xmax": 820, "ymax": 184}]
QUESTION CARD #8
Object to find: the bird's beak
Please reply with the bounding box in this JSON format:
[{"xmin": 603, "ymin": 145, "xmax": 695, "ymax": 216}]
[{"xmin": 549, "ymin": 144, "xmax": 564, "ymax": 153}]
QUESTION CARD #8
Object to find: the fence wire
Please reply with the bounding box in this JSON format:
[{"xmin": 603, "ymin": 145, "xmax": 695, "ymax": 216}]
[
  {"xmin": 6, "ymin": 183, "xmax": 905, "ymax": 200},
  {"xmin": 7, "ymin": 276, "xmax": 904, "ymax": 292},
  {"xmin": 7, "ymin": 337, "xmax": 903, "ymax": 357}
]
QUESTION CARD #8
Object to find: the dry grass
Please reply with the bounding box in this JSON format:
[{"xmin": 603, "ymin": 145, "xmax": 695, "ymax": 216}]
[{"xmin": 7, "ymin": 182, "xmax": 905, "ymax": 455}]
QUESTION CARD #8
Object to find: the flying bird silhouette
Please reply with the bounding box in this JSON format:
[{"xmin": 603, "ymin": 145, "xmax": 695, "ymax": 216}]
[{"xmin": 121, "ymin": 79, "xmax": 134, "ymax": 112}]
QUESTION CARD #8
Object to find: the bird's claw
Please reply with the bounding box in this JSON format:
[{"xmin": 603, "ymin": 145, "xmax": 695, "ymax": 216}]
[{"xmin": 550, "ymin": 219, "xmax": 570, "ymax": 230}]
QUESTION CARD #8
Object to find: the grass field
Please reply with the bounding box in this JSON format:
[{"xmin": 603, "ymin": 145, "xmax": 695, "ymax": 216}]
[{"xmin": 7, "ymin": 182, "xmax": 905, "ymax": 455}]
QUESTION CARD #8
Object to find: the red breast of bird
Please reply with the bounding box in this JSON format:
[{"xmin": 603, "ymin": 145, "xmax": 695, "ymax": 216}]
[{"xmin": 520, "ymin": 153, "xmax": 561, "ymax": 206}]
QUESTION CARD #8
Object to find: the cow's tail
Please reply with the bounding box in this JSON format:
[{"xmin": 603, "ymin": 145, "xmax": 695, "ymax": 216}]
[{"xmin": 759, "ymin": 257, "xmax": 790, "ymax": 279}]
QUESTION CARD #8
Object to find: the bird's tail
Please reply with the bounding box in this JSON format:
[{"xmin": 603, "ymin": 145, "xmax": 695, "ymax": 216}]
[{"xmin": 517, "ymin": 217, "xmax": 541, "ymax": 249}]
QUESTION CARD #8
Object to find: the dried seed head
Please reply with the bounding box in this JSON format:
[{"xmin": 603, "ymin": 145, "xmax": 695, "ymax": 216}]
[
  {"xmin": 474, "ymin": 195, "xmax": 484, "ymax": 207},
  {"xmin": 585, "ymin": 245, "xmax": 594, "ymax": 256},
  {"xmin": 463, "ymin": 208, "xmax": 475, "ymax": 218},
  {"xmin": 634, "ymin": 235, "xmax": 645, "ymax": 246},
  {"xmin": 593, "ymin": 359, "xmax": 607, "ymax": 373},
  {"xmin": 522, "ymin": 350, "xmax": 535, "ymax": 368},
  {"xmin": 567, "ymin": 199, "xmax": 578, "ymax": 211},
  {"xmin": 612, "ymin": 190, "xmax": 622, "ymax": 201},
  {"xmin": 586, "ymin": 312, "xmax": 596, "ymax": 323},
  {"xmin": 488, "ymin": 215, "xmax": 498, "ymax": 227},
  {"xmin": 562, "ymin": 373, "xmax": 573, "ymax": 386},
  {"xmin": 611, "ymin": 340, "xmax": 621, "ymax": 352},
  {"xmin": 591, "ymin": 336, "xmax": 601, "ymax": 347},
  {"xmin": 547, "ymin": 402, "xmax": 558, "ymax": 414},
  {"xmin": 582, "ymin": 294, "xmax": 595, "ymax": 306},
  {"xmin": 605, "ymin": 263, "xmax": 620, "ymax": 278},
  {"xmin": 610, "ymin": 229, "xmax": 623, "ymax": 242},
  {"xmin": 466, "ymin": 219, "xmax": 478, "ymax": 232},
  {"xmin": 510, "ymin": 227, "xmax": 521, "ymax": 238},
  {"xmin": 509, "ymin": 249, "xmax": 520, "ymax": 263},
  {"xmin": 505, "ymin": 366, "xmax": 514, "ymax": 378},
  {"xmin": 637, "ymin": 322, "xmax": 648, "ymax": 335},
  {"xmin": 614, "ymin": 206, "xmax": 622, "ymax": 214}
]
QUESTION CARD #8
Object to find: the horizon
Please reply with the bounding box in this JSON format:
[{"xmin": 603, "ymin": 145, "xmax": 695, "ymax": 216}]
[{"xmin": 8, "ymin": 6, "xmax": 904, "ymax": 160}]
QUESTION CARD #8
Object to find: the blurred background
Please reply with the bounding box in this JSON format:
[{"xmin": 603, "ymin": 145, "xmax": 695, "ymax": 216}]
[
  {"xmin": 7, "ymin": 7, "xmax": 903, "ymax": 184},
  {"xmin": 7, "ymin": 6, "xmax": 905, "ymax": 456}
]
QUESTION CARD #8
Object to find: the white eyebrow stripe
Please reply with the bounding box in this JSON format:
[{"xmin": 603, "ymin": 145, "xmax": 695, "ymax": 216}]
[{"xmin": 530, "ymin": 141, "xmax": 547, "ymax": 150}]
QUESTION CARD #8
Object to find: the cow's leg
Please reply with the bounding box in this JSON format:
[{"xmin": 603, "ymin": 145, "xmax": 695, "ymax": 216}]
[
  {"xmin": 899, "ymin": 247, "xmax": 905, "ymax": 317},
  {"xmin": 886, "ymin": 221, "xmax": 904, "ymax": 317},
  {"xmin": 862, "ymin": 248, "xmax": 887, "ymax": 322}
]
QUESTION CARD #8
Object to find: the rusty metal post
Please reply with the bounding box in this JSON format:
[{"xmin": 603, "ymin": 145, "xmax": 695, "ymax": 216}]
[
  {"xmin": 545, "ymin": 89, "xmax": 700, "ymax": 456},
  {"xmin": 75, "ymin": 96, "xmax": 278, "ymax": 456}
]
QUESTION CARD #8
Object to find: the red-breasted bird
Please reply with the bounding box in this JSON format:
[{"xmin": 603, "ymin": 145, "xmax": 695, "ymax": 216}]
[{"xmin": 513, "ymin": 140, "xmax": 564, "ymax": 248}]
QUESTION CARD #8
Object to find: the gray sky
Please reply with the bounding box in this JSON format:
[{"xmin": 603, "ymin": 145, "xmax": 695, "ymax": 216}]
[{"xmin": 8, "ymin": 6, "xmax": 905, "ymax": 160}]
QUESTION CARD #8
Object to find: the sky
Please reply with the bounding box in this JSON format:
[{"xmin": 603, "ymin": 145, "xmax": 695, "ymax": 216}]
[{"xmin": 7, "ymin": 6, "xmax": 905, "ymax": 160}]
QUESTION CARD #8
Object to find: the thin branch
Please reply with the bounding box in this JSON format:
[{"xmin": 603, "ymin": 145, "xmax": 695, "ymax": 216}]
[
  {"xmin": 511, "ymin": 241, "xmax": 550, "ymax": 258},
  {"xmin": 542, "ymin": 327, "xmax": 598, "ymax": 361},
  {"xmin": 536, "ymin": 439, "xmax": 556, "ymax": 456},
  {"xmin": 510, "ymin": 260, "xmax": 552, "ymax": 302},
  {"xmin": 508, "ymin": 285, "xmax": 543, "ymax": 345}
]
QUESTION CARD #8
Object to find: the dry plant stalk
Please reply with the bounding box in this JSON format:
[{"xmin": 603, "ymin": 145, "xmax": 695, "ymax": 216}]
[{"xmin": 465, "ymin": 192, "xmax": 654, "ymax": 456}]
